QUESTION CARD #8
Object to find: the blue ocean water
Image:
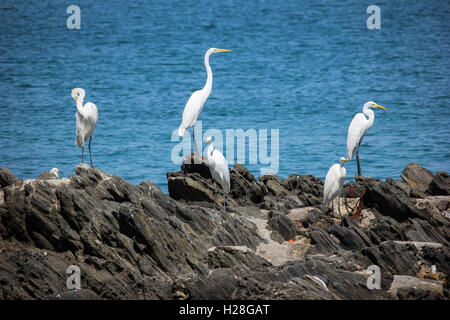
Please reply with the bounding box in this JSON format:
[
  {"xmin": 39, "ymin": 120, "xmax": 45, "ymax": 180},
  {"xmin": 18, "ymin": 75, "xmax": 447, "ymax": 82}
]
[{"xmin": 0, "ymin": 0, "xmax": 449, "ymax": 192}]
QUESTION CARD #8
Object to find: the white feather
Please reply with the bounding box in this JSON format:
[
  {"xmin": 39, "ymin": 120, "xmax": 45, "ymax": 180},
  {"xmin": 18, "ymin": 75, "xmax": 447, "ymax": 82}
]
[
  {"xmin": 178, "ymin": 90, "xmax": 205, "ymax": 136},
  {"xmin": 206, "ymin": 142, "xmax": 230, "ymax": 193},
  {"xmin": 347, "ymin": 113, "xmax": 368, "ymax": 160},
  {"xmin": 323, "ymin": 162, "xmax": 347, "ymax": 207},
  {"xmin": 75, "ymin": 102, "xmax": 98, "ymax": 148},
  {"xmin": 178, "ymin": 48, "xmax": 230, "ymax": 139},
  {"xmin": 72, "ymin": 88, "xmax": 98, "ymax": 150}
]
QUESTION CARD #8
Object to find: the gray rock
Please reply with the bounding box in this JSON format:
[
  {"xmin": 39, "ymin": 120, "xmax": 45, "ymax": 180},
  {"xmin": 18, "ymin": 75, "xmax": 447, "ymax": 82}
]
[
  {"xmin": 401, "ymin": 162, "xmax": 435, "ymax": 195},
  {"xmin": 429, "ymin": 171, "xmax": 450, "ymax": 196},
  {"xmin": 0, "ymin": 164, "xmax": 262, "ymax": 299},
  {"xmin": 0, "ymin": 162, "xmax": 449, "ymax": 300},
  {"xmin": 268, "ymin": 212, "xmax": 301, "ymax": 241},
  {"xmin": 389, "ymin": 275, "xmax": 444, "ymax": 300},
  {"xmin": 0, "ymin": 167, "xmax": 20, "ymax": 188},
  {"xmin": 359, "ymin": 176, "xmax": 424, "ymax": 222}
]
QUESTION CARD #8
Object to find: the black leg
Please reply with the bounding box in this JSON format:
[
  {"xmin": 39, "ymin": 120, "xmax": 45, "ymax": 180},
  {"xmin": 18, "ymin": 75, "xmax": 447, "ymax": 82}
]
[
  {"xmin": 193, "ymin": 126, "xmax": 198, "ymax": 155},
  {"xmin": 223, "ymin": 192, "xmax": 226, "ymax": 213},
  {"xmin": 81, "ymin": 147, "xmax": 84, "ymax": 164},
  {"xmin": 213, "ymin": 181, "xmax": 216, "ymax": 213},
  {"xmin": 338, "ymin": 196, "xmax": 342, "ymax": 221},
  {"xmin": 89, "ymin": 136, "xmax": 93, "ymax": 167},
  {"xmin": 356, "ymin": 149, "xmax": 362, "ymax": 176}
]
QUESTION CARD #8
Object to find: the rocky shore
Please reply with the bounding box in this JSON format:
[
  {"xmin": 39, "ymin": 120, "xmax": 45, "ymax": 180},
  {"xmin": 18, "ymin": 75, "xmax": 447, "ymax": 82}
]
[{"xmin": 0, "ymin": 158, "xmax": 448, "ymax": 300}]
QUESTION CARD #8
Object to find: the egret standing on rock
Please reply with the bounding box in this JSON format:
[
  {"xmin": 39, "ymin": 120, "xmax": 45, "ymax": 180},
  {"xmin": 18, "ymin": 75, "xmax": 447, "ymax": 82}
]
[
  {"xmin": 205, "ymin": 137, "xmax": 230, "ymax": 213},
  {"xmin": 72, "ymin": 88, "xmax": 98, "ymax": 167},
  {"xmin": 178, "ymin": 48, "xmax": 231, "ymax": 154},
  {"xmin": 347, "ymin": 101, "xmax": 387, "ymax": 176},
  {"xmin": 324, "ymin": 157, "xmax": 349, "ymax": 219}
]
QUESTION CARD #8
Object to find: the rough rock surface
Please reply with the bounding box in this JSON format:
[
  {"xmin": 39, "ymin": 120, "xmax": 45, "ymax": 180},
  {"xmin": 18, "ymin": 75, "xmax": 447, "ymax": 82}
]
[{"xmin": 0, "ymin": 161, "xmax": 449, "ymax": 300}]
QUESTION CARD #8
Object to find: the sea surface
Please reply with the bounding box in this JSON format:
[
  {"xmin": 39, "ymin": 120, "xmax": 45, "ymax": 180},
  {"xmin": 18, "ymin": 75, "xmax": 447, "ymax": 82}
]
[{"xmin": 0, "ymin": 0, "xmax": 449, "ymax": 192}]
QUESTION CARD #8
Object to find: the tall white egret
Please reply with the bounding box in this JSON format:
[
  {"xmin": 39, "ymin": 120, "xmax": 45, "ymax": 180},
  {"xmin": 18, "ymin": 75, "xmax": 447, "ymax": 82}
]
[
  {"xmin": 205, "ymin": 137, "xmax": 230, "ymax": 213},
  {"xmin": 324, "ymin": 157, "xmax": 349, "ymax": 219},
  {"xmin": 178, "ymin": 48, "xmax": 231, "ymax": 154},
  {"xmin": 347, "ymin": 101, "xmax": 387, "ymax": 176},
  {"xmin": 72, "ymin": 88, "xmax": 98, "ymax": 167}
]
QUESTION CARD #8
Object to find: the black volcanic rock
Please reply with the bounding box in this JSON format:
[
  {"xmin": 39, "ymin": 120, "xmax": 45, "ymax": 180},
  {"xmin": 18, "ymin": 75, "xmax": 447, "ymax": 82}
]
[
  {"xmin": 401, "ymin": 163, "xmax": 435, "ymax": 195},
  {"xmin": 358, "ymin": 176, "xmax": 423, "ymax": 222},
  {"xmin": 0, "ymin": 168, "xmax": 20, "ymax": 189},
  {"xmin": 429, "ymin": 171, "xmax": 450, "ymax": 196},
  {"xmin": 282, "ymin": 174, "xmax": 324, "ymax": 199},
  {"xmin": 268, "ymin": 212, "xmax": 301, "ymax": 241},
  {"xmin": 400, "ymin": 162, "xmax": 449, "ymax": 197},
  {"xmin": 0, "ymin": 162, "xmax": 449, "ymax": 300},
  {"xmin": 0, "ymin": 164, "xmax": 262, "ymax": 299},
  {"xmin": 357, "ymin": 175, "xmax": 450, "ymax": 244},
  {"xmin": 329, "ymin": 224, "xmax": 372, "ymax": 250},
  {"xmin": 230, "ymin": 164, "xmax": 268, "ymax": 205}
]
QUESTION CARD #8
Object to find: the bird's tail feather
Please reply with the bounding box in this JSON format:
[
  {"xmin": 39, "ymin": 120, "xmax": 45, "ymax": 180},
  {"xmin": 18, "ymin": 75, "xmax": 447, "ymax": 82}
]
[
  {"xmin": 347, "ymin": 149, "xmax": 354, "ymax": 161},
  {"xmin": 75, "ymin": 135, "xmax": 84, "ymax": 148},
  {"xmin": 178, "ymin": 125, "xmax": 186, "ymax": 137}
]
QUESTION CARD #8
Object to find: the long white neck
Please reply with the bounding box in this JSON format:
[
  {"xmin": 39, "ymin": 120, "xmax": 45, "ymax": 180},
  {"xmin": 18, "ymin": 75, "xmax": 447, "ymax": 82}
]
[
  {"xmin": 202, "ymin": 51, "xmax": 213, "ymax": 96},
  {"xmin": 76, "ymin": 95, "xmax": 85, "ymax": 115},
  {"xmin": 362, "ymin": 104, "xmax": 375, "ymax": 129},
  {"xmin": 340, "ymin": 166, "xmax": 346, "ymax": 180},
  {"xmin": 206, "ymin": 143, "xmax": 214, "ymax": 161}
]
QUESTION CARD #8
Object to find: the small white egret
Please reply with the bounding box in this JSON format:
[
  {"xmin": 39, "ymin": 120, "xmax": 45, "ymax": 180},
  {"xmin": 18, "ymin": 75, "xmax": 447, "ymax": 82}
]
[
  {"xmin": 205, "ymin": 137, "xmax": 230, "ymax": 213},
  {"xmin": 72, "ymin": 88, "xmax": 98, "ymax": 167},
  {"xmin": 178, "ymin": 48, "xmax": 231, "ymax": 154},
  {"xmin": 50, "ymin": 168, "xmax": 62, "ymax": 178},
  {"xmin": 324, "ymin": 157, "xmax": 349, "ymax": 219},
  {"xmin": 347, "ymin": 101, "xmax": 387, "ymax": 176}
]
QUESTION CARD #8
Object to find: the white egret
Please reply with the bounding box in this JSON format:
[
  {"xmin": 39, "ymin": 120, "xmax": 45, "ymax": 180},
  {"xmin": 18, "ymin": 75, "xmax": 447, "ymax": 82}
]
[
  {"xmin": 347, "ymin": 101, "xmax": 387, "ymax": 176},
  {"xmin": 50, "ymin": 168, "xmax": 62, "ymax": 178},
  {"xmin": 72, "ymin": 88, "xmax": 98, "ymax": 167},
  {"xmin": 324, "ymin": 157, "xmax": 349, "ymax": 219},
  {"xmin": 205, "ymin": 137, "xmax": 230, "ymax": 213},
  {"xmin": 178, "ymin": 48, "xmax": 231, "ymax": 154}
]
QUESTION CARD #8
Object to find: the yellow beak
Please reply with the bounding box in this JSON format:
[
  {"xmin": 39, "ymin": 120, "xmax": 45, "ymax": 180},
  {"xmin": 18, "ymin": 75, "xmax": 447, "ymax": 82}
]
[
  {"xmin": 373, "ymin": 103, "xmax": 387, "ymax": 110},
  {"xmin": 215, "ymin": 49, "xmax": 231, "ymax": 52},
  {"xmin": 73, "ymin": 96, "xmax": 77, "ymax": 101}
]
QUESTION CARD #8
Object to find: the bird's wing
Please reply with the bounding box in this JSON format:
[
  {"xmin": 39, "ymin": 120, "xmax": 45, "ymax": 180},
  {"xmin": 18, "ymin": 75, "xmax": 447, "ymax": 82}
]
[
  {"xmin": 83, "ymin": 102, "xmax": 98, "ymax": 139},
  {"xmin": 324, "ymin": 164, "xmax": 340, "ymax": 205},
  {"xmin": 84, "ymin": 102, "xmax": 99, "ymax": 123},
  {"xmin": 75, "ymin": 103, "xmax": 98, "ymax": 147},
  {"xmin": 180, "ymin": 90, "xmax": 204, "ymax": 131},
  {"xmin": 347, "ymin": 113, "xmax": 367, "ymax": 160},
  {"xmin": 339, "ymin": 167, "xmax": 347, "ymax": 189},
  {"xmin": 75, "ymin": 111, "xmax": 85, "ymax": 147},
  {"xmin": 212, "ymin": 149, "xmax": 230, "ymax": 192}
]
